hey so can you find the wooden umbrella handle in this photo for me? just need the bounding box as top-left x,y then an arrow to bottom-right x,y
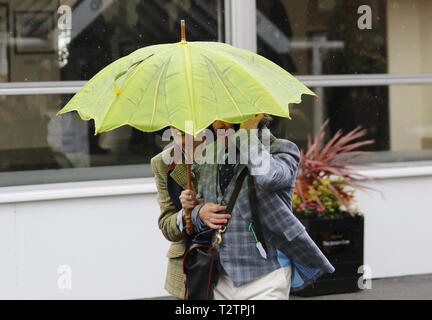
185,163 -> 193,235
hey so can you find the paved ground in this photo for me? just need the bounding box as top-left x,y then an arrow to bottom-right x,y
291,273 -> 432,300
149,273 -> 432,300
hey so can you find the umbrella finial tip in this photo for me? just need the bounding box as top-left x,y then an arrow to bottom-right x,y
180,20 -> 186,43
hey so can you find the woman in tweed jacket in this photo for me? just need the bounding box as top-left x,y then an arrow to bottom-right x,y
151,126 -> 206,299
151,148 -> 190,299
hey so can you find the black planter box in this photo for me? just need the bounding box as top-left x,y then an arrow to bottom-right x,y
291,214 -> 364,297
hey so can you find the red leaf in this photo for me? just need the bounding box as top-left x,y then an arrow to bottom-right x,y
294,118 -> 380,216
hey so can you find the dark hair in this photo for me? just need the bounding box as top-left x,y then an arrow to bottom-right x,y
205,124 -> 217,139
258,114 -> 273,129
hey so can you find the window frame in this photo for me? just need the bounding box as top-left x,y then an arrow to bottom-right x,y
1,0 -> 432,190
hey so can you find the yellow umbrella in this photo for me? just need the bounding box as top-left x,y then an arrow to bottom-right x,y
57,20 -> 316,234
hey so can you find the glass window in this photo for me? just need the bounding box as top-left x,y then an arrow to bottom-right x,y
0,93 -> 164,163
256,0 -> 388,75
269,84 -> 432,163
1,0 -> 224,82
2,0 -> 432,187
61,0 -> 224,81
259,0 -> 432,163
0,0 -> 225,186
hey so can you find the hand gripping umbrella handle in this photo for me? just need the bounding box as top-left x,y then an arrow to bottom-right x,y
185,164 -> 193,235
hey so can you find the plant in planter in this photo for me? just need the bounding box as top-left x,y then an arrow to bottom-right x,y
291,118 -> 379,296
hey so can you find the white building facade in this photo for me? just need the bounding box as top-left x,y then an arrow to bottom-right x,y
0,0 -> 431,299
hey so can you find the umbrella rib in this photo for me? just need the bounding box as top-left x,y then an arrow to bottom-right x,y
91,80 -> 118,134
196,45 -> 288,116
63,79 -> 106,115
85,55 -> 132,88
213,62 -> 264,114
201,58 -> 220,119
199,43 -> 316,108
202,56 -> 260,117
150,55 -> 173,127
182,44 -> 196,134
95,53 -> 157,133
126,65 -> 163,125
221,48 -> 316,98
163,56 -> 175,124
201,55 -> 243,118
58,58 -> 130,116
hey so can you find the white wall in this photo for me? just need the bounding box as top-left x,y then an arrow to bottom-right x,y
1,169 -> 432,299
357,173 -> 432,279
387,0 -> 432,151
0,189 -> 169,299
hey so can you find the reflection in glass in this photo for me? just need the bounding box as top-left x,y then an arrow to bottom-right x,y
256,0 -> 388,75
258,0 -> 392,161
61,0 -> 223,81
0,94 -> 69,172
0,0 -> 225,186
0,0 -> 224,83
58,0 -> 224,168
271,86 -> 388,154
270,85 -> 432,163
0,93 -> 167,174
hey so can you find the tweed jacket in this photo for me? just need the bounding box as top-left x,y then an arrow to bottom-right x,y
151,146 -> 199,299
191,131 -> 335,290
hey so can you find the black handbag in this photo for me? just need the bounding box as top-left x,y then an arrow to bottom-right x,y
182,168 -> 248,300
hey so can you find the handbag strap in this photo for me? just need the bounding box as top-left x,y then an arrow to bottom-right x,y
213,167 -> 248,246
224,167 -> 248,216
247,174 -> 267,253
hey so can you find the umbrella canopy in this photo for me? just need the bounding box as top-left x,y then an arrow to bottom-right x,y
56,21 -> 317,235
57,24 -> 316,136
